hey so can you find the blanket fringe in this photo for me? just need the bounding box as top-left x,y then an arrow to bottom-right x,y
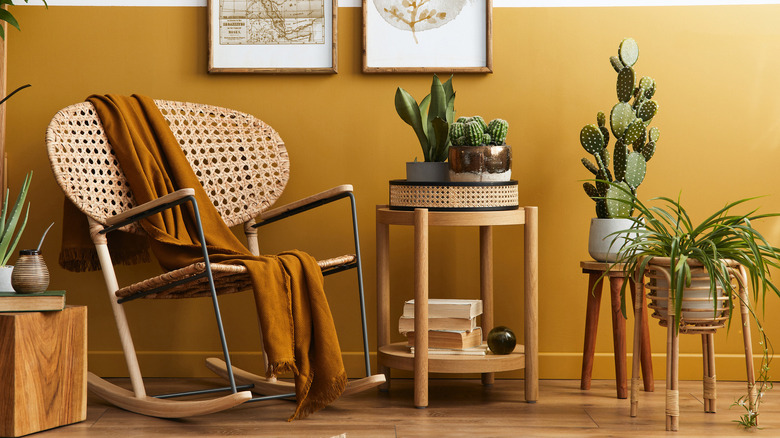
58,246 -> 150,272
288,369 -> 348,421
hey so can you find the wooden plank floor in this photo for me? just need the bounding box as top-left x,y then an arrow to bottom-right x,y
32,378 -> 778,437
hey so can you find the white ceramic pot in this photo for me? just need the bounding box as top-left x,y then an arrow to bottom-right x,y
649,270 -> 726,321
0,265 -> 14,292
587,218 -> 636,262
406,161 -> 449,182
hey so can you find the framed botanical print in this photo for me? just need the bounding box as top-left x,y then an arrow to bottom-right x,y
363,0 -> 493,73
208,0 -> 338,73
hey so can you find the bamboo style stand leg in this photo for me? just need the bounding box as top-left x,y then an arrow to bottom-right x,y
376,212 -> 391,392
480,226 -> 494,386
666,303 -> 680,431
702,333 -> 717,413
413,209 -> 429,409
737,270 -> 757,414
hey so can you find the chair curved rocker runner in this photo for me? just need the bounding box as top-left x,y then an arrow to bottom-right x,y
46,99 -> 384,418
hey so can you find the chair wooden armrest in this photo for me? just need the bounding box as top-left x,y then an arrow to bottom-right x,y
105,188 -> 196,228
255,184 -> 353,227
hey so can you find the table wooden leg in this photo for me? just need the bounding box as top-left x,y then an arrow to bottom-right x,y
524,206 -> 539,403
376,216 -> 390,391
630,273 -> 643,417
580,271 -> 603,390
413,209 -> 429,409
609,276 -> 628,399
631,279 -> 655,392
480,225 -> 494,386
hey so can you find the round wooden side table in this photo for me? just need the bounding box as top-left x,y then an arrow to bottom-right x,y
376,206 -> 538,408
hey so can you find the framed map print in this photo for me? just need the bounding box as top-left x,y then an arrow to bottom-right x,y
363,0 -> 492,73
208,0 -> 337,73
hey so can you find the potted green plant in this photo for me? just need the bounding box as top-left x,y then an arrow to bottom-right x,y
0,171 -> 31,291
610,187 -> 779,428
448,116 -> 511,182
579,38 -> 660,261
394,74 -> 456,182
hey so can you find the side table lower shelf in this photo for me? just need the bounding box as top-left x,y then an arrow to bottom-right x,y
379,343 -> 526,374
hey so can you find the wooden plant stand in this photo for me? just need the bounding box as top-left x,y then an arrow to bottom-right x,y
579,261 -> 654,398
376,206 -> 538,408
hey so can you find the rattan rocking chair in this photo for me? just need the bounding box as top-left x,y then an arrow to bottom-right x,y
45,99 -> 384,418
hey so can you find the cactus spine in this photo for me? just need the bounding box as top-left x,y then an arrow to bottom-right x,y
579,38 -> 660,218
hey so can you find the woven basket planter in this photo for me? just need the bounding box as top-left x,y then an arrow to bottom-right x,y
645,258 -> 731,334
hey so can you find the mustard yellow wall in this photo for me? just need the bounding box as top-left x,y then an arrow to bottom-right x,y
7,5 -> 780,381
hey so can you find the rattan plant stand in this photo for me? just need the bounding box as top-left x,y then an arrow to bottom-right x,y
629,258 -> 757,431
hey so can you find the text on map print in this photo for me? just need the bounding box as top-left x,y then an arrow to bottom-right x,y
220,0 -> 325,45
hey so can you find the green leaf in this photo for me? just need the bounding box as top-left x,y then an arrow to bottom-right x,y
430,117 -> 450,162
0,171 -> 31,263
394,87 -> 429,160
0,204 -> 27,265
0,9 -> 20,31
418,94 -> 431,138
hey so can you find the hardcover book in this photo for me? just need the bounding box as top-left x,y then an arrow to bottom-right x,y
406,327 -> 482,350
410,345 -> 488,356
398,315 -> 477,334
402,299 -> 483,319
0,291 -> 65,312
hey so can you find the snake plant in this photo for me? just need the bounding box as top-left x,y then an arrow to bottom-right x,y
394,74 -> 456,162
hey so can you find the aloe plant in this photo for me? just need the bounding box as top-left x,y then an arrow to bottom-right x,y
580,38 -> 660,218
394,74 -> 456,162
0,171 -> 31,265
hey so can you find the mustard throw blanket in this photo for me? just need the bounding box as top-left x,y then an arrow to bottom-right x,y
60,94 -> 346,420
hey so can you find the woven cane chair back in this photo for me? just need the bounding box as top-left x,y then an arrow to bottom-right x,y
46,99 -> 290,230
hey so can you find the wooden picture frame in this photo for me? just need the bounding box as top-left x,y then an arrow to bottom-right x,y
363,0 -> 492,73
208,0 -> 338,74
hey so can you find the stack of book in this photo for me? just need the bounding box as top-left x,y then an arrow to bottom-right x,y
400,298 -> 487,356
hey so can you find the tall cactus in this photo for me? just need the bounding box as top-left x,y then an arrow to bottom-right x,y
580,38 -> 660,218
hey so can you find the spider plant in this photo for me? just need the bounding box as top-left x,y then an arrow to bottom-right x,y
605,182 -> 780,428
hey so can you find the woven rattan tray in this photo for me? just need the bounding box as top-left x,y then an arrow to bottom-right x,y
389,180 -> 519,211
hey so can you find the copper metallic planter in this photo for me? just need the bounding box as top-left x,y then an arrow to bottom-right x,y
448,145 -> 512,182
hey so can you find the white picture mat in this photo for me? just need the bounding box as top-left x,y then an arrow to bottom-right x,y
365,0 -> 487,69
209,0 -> 333,70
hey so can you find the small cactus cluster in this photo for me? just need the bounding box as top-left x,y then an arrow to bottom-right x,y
450,116 -> 509,146
580,38 -> 660,218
